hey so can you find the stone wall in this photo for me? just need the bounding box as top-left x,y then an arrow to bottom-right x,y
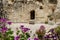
2,0 -> 60,24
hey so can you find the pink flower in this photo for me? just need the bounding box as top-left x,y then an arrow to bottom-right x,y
49,29 -> 54,33
7,22 -> 12,25
0,18 -> 7,22
34,37 -> 39,40
27,37 -> 33,40
1,27 -> 8,33
20,25 -> 24,29
27,37 -> 31,40
44,35 -> 50,38
14,36 -> 20,40
20,25 -> 30,33
21,28 -> 30,33
40,25 -> 45,30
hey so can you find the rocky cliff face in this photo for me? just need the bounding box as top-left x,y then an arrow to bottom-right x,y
1,0 -> 60,24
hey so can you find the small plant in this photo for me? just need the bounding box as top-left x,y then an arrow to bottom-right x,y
15,25 -> 30,40
45,21 -> 48,24
55,26 -> 60,35
36,25 -> 46,40
54,26 -> 60,40
0,18 -> 31,40
0,18 -> 14,40
0,27 -> 14,40
44,28 -> 58,40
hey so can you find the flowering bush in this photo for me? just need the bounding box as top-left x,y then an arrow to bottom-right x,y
1,18 -> 60,40
44,28 -> 58,40
55,26 -> 60,35
36,25 -> 46,40
0,18 -> 14,40
16,25 -> 30,40
44,26 -> 60,40
0,18 -> 39,40
55,26 -> 60,40
0,18 -> 30,40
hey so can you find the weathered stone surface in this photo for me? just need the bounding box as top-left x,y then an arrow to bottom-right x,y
2,0 -> 60,24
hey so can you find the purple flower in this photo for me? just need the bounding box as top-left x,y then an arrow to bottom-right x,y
44,35 -> 49,38
7,22 -> 12,25
49,34 -> 53,38
20,25 -> 24,29
34,37 -> 39,40
52,34 -> 57,38
1,27 -> 8,33
28,38 -> 30,40
40,25 -> 45,30
53,39 -> 57,40
14,36 -> 20,40
49,29 -> 54,33
0,18 -> 7,22
53,37 -> 57,40
20,25 -> 30,33
52,34 -> 58,40
22,28 -> 30,33
27,37 -> 31,40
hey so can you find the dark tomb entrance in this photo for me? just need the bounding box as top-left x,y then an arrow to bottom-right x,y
29,10 -> 35,24
30,10 -> 35,20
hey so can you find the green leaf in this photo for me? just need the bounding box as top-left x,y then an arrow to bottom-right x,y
25,33 -> 30,38
6,30 -> 13,35
20,38 -> 25,40
9,36 -> 14,40
55,26 -> 60,35
4,37 -> 10,40
20,34 -> 25,38
16,30 -> 20,35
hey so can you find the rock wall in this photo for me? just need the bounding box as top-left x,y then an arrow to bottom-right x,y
2,0 -> 60,24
